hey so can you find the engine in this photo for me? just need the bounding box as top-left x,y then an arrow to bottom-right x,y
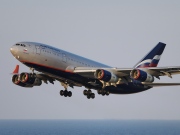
19,73 -> 42,86
12,74 -> 33,87
130,69 -> 154,82
12,73 -> 42,87
94,69 -> 118,83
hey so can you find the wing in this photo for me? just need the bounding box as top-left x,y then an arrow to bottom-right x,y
36,73 -> 56,84
141,82 -> 180,87
142,67 -> 180,78
73,66 -> 180,78
36,73 -> 82,88
73,67 -> 132,78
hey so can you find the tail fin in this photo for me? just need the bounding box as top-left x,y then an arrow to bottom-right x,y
12,65 -> 19,74
134,42 -> 166,68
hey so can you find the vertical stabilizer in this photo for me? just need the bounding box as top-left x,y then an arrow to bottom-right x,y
134,42 -> 166,68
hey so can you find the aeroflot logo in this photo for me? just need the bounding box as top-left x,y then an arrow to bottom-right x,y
23,48 -> 28,54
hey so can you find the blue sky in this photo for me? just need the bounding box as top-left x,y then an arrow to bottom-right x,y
1,0 -> 180,120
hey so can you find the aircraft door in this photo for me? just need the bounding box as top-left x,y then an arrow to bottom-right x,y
62,53 -> 67,63
35,45 -> 41,55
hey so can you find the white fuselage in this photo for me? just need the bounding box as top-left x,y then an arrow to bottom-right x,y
11,42 -> 109,72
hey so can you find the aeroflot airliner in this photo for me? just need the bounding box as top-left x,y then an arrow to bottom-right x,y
10,42 -> 180,99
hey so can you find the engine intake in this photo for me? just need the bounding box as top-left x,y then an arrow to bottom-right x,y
12,74 -> 33,87
20,73 -> 35,84
94,69 -> 118,83
130,69 -> 154,82
19,73 -> 42,86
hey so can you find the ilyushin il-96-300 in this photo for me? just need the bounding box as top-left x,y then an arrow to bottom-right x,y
10,42 -> 180,99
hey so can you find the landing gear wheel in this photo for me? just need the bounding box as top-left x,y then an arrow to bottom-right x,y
83,90 -> 87,95
91,93 -> 95,99
68,91 -> 72,97
98,90 -> 110,96
60,90 -> 64,96
87,90 -> 92,95
106,91 -> 110,96
87,95 -> 91,99
98,90 -> 102,94
64,90 -> 68,97
102,91 -> 105,96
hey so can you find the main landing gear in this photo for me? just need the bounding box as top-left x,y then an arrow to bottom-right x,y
83,90 -> 95,99
60,90 -> 72,97
59,82 -> 72,98
97,90 -> 110,96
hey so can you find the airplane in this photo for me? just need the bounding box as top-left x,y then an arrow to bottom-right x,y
10,42 -> 180,99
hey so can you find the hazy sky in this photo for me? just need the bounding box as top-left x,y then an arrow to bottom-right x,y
1,0 -> 180,120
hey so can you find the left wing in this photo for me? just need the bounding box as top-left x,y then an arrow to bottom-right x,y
141,82 -> 180,87
73,67 -> 133,78
73,66 -> 180,78
141,67 -> 180,77
73,66 -> 180,88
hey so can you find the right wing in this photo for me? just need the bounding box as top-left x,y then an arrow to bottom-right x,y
36,73 -> 82,88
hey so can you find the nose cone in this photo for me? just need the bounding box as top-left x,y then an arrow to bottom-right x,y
10,45 -> 18,56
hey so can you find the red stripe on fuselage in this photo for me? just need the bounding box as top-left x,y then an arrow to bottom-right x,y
20,60 -> 74,73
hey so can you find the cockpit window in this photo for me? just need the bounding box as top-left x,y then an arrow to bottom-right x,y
21,44 -> 26,47
16,44 -> 26,47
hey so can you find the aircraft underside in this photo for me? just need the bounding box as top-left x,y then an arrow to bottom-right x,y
23,62 -> 151,95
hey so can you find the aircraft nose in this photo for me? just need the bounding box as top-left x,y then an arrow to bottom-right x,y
10,45 -> 18,56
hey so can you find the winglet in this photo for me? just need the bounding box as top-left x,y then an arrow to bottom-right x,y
13,65 -> 19,74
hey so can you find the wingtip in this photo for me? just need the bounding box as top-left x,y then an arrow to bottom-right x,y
13,65 -> 19,74
158,42 -> 166,46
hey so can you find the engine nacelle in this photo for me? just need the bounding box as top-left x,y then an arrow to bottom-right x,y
130,69 -> 154,82
12,74 -> 33,87
94,69 -> 118,83
19,73 -> 42,86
